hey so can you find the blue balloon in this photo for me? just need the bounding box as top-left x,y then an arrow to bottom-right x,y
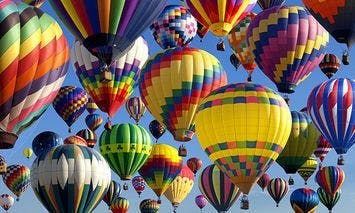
32,131 -> 63,157
290,188 -> 319,213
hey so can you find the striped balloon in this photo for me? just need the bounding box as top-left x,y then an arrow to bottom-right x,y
0,194 -> 14,211
319,54 -> 340,78
86,97 -> 98,114
316,166 -> 345,196
297,156 -> 318,185
257,173 -> 271,191
52,86 -> 88,130
195,195 -> 208,210
314,136 -> 332,163
139,47 -> 228,142
140,199 -> 160,213
99,123 -> 152,181
103,181 -> 121,208
148,120 -> 166,142
49,0 -> 166,66
317,187 -> 341,212
21,0 -> 45,7
138,144 -> 183,201
198,164 -> 241,212
187,157 -> 203,175
72,37 -> 149,118
0,1 -> 69,149
257,0 -> 285,10
111,197 -> 129,213
85,114 -> 103,132
31,144 -> 111,213
267,178 -> 289,207
76,129 -> 97,148
125,97 -> 146,124
150,5 -> 197,49
185,0 -> 257,37
63,135 -> 87,147
247,6 -> 329,94
2,165 -> 30,200
290,188 -> 319,213
307,78 -> 355,159
132,176 -> 145,196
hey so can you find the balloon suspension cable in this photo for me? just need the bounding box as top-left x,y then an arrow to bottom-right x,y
247,73 -> 252,82
276,203 -> 279,207
105,116 -> 112,130
283,94 -> 290,106
240,194 -> 249,210
319,162 -> 322,169
157,197 -> 161,204
68,127 -> 71,133
305,181 -> 307,185
337,155 -> 345,166
342,50 -> 350,65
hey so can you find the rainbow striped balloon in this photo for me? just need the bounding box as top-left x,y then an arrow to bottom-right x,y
0,1 -> 69,149
111,197 -> 129,213
290,188 -> 319,213
247,6 -> 329,94
2,164 -> 30,199
267,178 -> 289,207
316,166 -> 345,196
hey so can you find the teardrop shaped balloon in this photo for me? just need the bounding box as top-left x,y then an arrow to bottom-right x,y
110,197 -> 129,213
140,199 -> 160,213
247,6 -> 329,94
317,187 -> 341,212
85,114 -> 103,132
257,0 -> 285,10
314,136 -> 332,164
257,173 -> 271,191
230,54 -> 241,70
132,176 -> 146,197
195,195 -> 208,210
22,148 -> 33,159
2,165 -> 30,200
316,166 -> 345,196
103,181 -> 121,208
149,120 -> 166,142
267,178 -> 289,207
195,83 -> 292,194
139,47 -> 228,142
86,97 -> 98,114
297,156 -> 318,185
32,131 -> 63,157
0,194 -> 14,211
76,129 -> 97,148
290,188 -> 319,213
125,97 -> 146,124
319,54 -> 340,78
187,157 -> 203,175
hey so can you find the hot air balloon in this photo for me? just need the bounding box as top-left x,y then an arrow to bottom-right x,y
149,120 -> 166,142
125,97 -> 146,124
85,114 -> 103,131
307,78 -> 355,165
32,131 -> 63,157
257,0 -> 285,10
140,199 -> 160,213
0,1 -> 69,149
49,0 -> 166,68
316,166 -> 345,196
0,194 -> 14,211
21,0 -> 45,7
164,165 -> 194,211
276,111 -> 320,185
2,165 -> 30,200
63,135 -> 87,146
31,144 -> 111,212
139,47 -> 228,143
196,21 -> 208,41
72,37 -> 149,118
267,178 -> 289,207
185,0 -> 257,38
150,5 -> 197,49
103,181 -> 121,209
195,195 -> 208,210
0,155 -> 6,174
290,188 -> 319,213
228,12 -> 257,81
86,97 -> 98,114
138,144 -> 183,203
230,54 -> 241,70
247,6 -> 329,94
111,197 -> 129,213
22,148 -> 33,159
199,164 -> 241,212
302,0 -> 355,63
52,86 -> 88,132
319,54 -> 341,78
317,187 -> 341,213
314,136 -> 332,167
195,83 -> 292,205
76,129 -> 97,148
187,157 -> 203,176
297,156 -> 318,185
132,176 -> 145,197
99,123 -> 152,188
257,173 -> 271,192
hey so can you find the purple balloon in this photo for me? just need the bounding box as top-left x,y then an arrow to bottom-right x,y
195,194 -> 208,209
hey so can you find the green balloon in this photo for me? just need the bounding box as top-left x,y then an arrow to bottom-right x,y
99,123 -> 152,180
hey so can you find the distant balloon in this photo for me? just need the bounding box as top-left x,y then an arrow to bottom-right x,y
257,0 -> 285,10
22,148 -> 33,159
297,157 -> 318,185
103,181 -> 121,209
32,131 -> 63,157
314,136 -> 332,165
76,129 -> 97,148
63,135 -> 87,147
319,54 -> 341,78
187,157 -> 203,175
140,199 -> 160,213
2,165 -> 30,200
316,166 -> 345,196
149,120 -> 166,142
196,21 -> 208,41
195,195 -> 208,210
125,97 -> 146,124
132,176 -> 146,197
257,173 -> 271,191
317,187 -> 341,212
267,178 -> 289,207
86,97 -> 99,114
0,155 -> 6,175
0,194 -> 14,211
85,114 -> 103,132
111,197 -> 129,213
290,188 -> 319,213
230,54 -> 241,70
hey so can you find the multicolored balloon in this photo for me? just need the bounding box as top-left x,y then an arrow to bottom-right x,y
0,194 -> 14,211
49,0 -> 166,66
316,166 -> 345,196
317,187 -> 341,212
110,197 -> 129,213
307,78 -> 355,164
150,5 -> 197,49
247,6 -> 329,94
32,131 -> 63,157
314,136 -> 332,165
85,114 -> 103,131
297,156 -> 318,185
52,86 -> 88,131
63,135 -> 87,146
99,123 -> 152,181
187,157 -> 203,176
76,129 -> 97,148
198,164 -> 241,212
21,0 -> 45,7
22,148 -> 33,159
257,0 -> 285,10
140,199 -> 160,213
138,144 -> 183,202
257,173 -> 271,191
86,97 -> 98,114
0,1 -> 69,149
149,120 -> 166,142
125,97 -> 146,124
319,54 -> 341,78
139,47 -> 228,142
72,37 -> 149,118
0,155 -> 6,174
195,195 -> 208,210
267,178 -> 289,207
31,144 -> 111,212
290,188 -> 319,213
103,181 -> 121,209
195,83 -> 291,195
132,176 -> 145,197
185,0 -> 257,37
2,165 -> 31,200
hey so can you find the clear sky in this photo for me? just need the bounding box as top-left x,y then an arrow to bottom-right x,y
1,0 -> 354,212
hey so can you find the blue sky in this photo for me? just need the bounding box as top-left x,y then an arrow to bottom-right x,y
1,0 -> 354,212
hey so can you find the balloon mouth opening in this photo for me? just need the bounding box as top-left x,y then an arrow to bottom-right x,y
209,22 -> 233,37
276,83 -> 296,94
173,129 -> 194,142
0,132 -> 18,149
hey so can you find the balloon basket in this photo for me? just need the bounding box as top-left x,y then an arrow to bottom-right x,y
337,155 -> 345,165
342,52 -> 350,65
288,177 -> 294,186
216,40 -> 225,51
178,145 -> 187,157
240,195 -> 249,210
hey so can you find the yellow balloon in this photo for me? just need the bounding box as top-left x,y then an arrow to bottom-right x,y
195,83 -> 292,194
297,156 -> 318,185
23,148 -> 33,159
